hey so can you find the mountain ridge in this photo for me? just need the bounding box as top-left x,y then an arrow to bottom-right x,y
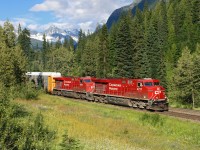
30,25 -> 79,42
25,25 -> 79,49
106,0 -> 159,29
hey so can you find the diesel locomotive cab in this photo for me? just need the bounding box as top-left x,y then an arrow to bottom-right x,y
80,77 -> 95,93
141,79 -> 168,111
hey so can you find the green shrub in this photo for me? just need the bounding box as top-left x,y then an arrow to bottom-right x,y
10,82 -> 41,100
139,113 -> 166,127
60,130 -> 83,150
11,103 -> 30,118
23,113 -> 56,150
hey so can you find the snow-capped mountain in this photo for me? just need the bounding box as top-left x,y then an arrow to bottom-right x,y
30,25 -> 79,43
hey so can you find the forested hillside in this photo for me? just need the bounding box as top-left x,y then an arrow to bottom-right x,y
74,0 -> 200,107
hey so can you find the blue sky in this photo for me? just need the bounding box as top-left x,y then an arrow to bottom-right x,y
0,0 -> 134,32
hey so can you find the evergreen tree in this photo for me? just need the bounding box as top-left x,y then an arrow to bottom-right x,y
55,37 -> 62,49
156,0 -> 168,86
96,24 -> 109,78
75,29 -> 86,64
17,23 -> 22,35
173,46 -> 193,105
60,131 -> 82,150
69,37 -> 74,51
12,45 -> 27,84
131,8 -> 148,78
108,22 -> 118,77
18,28 -> 31,62
0,40 -> 14,86
3,20 -> 16,48
180,0 -> 195,51
146,16 -> 160,79
167,3 -> 176,48
63,38 -> 69,48
114,14 -> 133,78
81,39 -> 97,76
46,47 -> 74,76
192,0 -> 200,24
192,44 -> 200,107
0,25 -> 27,86
42,34 -> 47,70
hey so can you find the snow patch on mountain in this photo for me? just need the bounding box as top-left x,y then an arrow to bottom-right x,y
30,25 -> 79,43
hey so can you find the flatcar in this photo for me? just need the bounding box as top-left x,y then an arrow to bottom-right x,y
47,76 -> 168,111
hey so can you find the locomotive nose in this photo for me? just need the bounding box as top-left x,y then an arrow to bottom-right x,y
153,86 -> 165,100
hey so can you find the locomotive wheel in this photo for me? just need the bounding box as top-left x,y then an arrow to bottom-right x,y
127,100 -> 132,107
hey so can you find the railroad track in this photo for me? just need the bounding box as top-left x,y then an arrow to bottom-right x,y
159,107 -> 200,122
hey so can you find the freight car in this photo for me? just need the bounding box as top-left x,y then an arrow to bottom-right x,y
48,76 -> 168,111
26,72 -> 61,90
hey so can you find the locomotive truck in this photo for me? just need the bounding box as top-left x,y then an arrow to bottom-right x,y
47,76 -> 168,111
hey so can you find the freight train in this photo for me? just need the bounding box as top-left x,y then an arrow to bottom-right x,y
47,76 -> 168,111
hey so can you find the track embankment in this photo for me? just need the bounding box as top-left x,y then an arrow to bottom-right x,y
57,96 -> 200,123
159,107 -> 200,122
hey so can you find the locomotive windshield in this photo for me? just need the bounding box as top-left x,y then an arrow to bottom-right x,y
144,82 -> 160,86
84,79 -> 91,83
144,82 -> 153,86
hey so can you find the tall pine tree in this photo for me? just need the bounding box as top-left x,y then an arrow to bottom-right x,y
114,14 -> 133,78
97,24 -> 109,78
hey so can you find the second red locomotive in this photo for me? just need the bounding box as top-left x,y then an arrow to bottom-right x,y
48,76 -> 168,111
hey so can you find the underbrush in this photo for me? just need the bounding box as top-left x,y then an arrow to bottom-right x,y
139,113 -> 166,127
0,82 -> 56,149
1,82 -> 83,150
170,101 -> 198,109
10,82 -> 41,100
169,97 -> 200,109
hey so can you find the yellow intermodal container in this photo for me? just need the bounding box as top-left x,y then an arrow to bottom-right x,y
48,76 -> 56,94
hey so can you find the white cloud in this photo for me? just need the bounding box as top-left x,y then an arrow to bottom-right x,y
30,0 -> 134,32
27,24 -> 39,31
0,18 -> 29,30
0,20 -> 4,26
0,19 -> 76,33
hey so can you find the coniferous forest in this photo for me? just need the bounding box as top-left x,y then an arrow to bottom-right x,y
73,0 -> 200,107
0,0 -> 200,148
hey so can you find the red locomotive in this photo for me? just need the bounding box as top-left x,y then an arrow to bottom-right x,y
48,76 -> 168,111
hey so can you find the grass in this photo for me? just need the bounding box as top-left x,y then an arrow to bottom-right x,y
15,94 -> 200,150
